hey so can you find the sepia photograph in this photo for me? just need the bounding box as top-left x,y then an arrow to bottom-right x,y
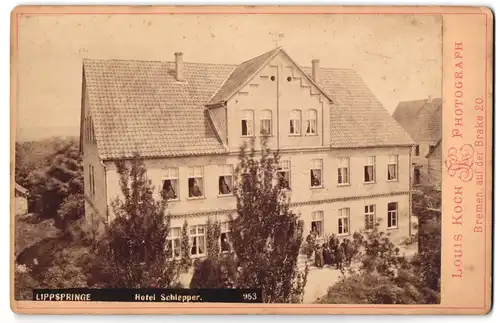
13,7 -> 490,313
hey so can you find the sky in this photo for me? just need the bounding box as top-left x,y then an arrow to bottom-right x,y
15,13 -> 442,141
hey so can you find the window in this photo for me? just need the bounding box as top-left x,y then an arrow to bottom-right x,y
167,227 -> 181,259
88,165 -> 95,197
310,159 -> 323,187
415,145 -> 420,156
337,157 -> 350,185
414,168 -> 421,184
387,202 -> 398,228
387,155 -> 398,181
162,168 -> 179,200
364,156 -> 376,183
188,166 -> 204,198
289,110 -> 301,135
311,211 -> 324,237
189,225 -> 206,256
219,165 -> 233,196
278,160 -> 291,190
260,109 -> 272,136
364,205 -> 376,230
338,208 -> 350,235
220,222 -> 231,253
306,110 -> 317,134
241,110 -> 254,136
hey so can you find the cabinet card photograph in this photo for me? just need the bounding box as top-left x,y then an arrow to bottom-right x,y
10,5 -> 492,315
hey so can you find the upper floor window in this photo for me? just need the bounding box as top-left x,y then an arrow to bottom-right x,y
260,109 -> 272,136
219,165 -> 233,196
337,157 -> 350,185
310,159 -> 323,188
387,202 -> 398,228
241,110 -> 254,136
188,166 -> 204,198
289,110 -> 301,135
162,167 -> 179,200
278,160 -> 291,190
364,156 -> 376,183
306,109 -> 317,135
85,116 -> 95,143
387,155 -> 399,181
415,145 -> 420,156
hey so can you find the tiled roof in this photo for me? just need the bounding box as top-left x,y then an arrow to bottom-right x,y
393,98 -> 442,142
83,50 -> 415,160
83,59 -> 234,159
302,67 -> 415,148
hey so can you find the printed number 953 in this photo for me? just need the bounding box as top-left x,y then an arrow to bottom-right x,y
242,293 -> 258,301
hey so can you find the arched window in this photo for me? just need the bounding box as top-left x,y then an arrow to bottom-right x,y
306,109 -> 317,135
260,109 -> 272,136
289,110 -> 301,135
241,110 -> 254,136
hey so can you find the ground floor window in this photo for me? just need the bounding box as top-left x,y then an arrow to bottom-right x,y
387,202 -> 398,228
220,221 -> 231,253
167,227 -> 181,259
364,205 -> 376,230
311,211 -> 324,238
189,225 -> 206,256
338,208 -> 350,235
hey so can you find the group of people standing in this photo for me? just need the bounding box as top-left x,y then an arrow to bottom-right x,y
305,230 -> 355,271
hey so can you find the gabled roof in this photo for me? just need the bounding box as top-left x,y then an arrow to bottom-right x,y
393,98 -> 442,142
302,67 -> 415,148
83,59 -> 234,159
207,47 -> 333,106
83,49 -> 415,160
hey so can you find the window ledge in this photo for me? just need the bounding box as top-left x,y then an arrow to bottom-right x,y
337,183 -> 350,187
241,135 -> 256,138
337,233 -> 350,237
305,133 -> 318,136
387,179 -> 399,182
218,194 -> 235,198
288,134 -> 302,137
310,185 -> 324,190
166,198 -> 180,202
187,196 -> 206,201
387,226 -> 399,230
363,181 -> 376,185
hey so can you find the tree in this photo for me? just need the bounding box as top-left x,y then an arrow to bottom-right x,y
89,154 -> 180,288
27,140 -> 84,228
317,223 -> 440,304
206,217 -> 221,260
179,218 -> 191,272
229,136 -> 307,303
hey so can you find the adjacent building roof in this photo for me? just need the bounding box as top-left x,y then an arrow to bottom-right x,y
393,97 -> 442,142
83,48 -> 415,160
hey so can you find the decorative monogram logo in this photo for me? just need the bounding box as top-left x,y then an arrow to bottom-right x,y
445,144 -> 474,182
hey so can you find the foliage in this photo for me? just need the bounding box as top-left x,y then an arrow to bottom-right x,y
229,136 -> 307,303
206,217 -> 221,260
89,154 -> 180,288
189,256 -> 238,289
179,219 -> 191,272
14,265 -> 37,300
25,139 -> 84,228
317,224 -> 440,304
317,185 -> 442,305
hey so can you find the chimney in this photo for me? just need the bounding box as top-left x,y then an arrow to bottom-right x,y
174,52 -> 184,82
311,59 -> 320,82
